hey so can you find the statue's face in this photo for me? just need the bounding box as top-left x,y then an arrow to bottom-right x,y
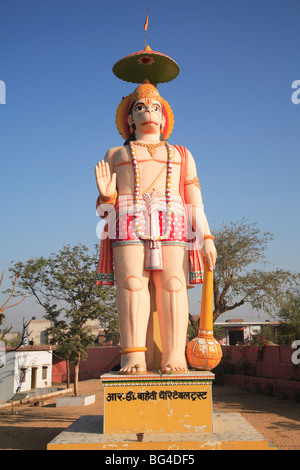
128,98 -> 166,138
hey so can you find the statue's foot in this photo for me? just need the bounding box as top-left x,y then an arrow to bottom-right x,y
161,352 -> 189,374
119,352 -> 147,375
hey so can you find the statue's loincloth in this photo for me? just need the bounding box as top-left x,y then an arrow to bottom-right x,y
110,195 -> 187,247
96,194 -> 204,286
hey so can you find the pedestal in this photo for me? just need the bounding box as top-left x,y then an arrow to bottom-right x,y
101,371 -> 214,434
47,370 -> 277,450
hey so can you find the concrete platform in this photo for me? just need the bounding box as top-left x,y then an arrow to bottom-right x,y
56,394 -> 95,408
47,412 -> 277,450
0,387 -> 73,410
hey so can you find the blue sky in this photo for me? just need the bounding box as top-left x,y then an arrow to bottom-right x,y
0,0 -> 299,329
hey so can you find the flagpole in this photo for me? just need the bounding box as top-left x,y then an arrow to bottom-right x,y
144,8 -> 149,49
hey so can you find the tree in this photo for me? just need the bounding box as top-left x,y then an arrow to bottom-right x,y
0,271 -> 29,348
276,289 -> 300,344
212,219 -> 300,321
9,244 -> 117,395
103,314 -> 121,345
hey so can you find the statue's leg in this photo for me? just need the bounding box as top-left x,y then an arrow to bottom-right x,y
152,245 -> 189,373
113,245 -> 151,374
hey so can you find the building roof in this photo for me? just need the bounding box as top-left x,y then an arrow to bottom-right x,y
6,345 -> 53,352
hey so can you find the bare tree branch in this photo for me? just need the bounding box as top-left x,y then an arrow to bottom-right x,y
0,272 -> 28,326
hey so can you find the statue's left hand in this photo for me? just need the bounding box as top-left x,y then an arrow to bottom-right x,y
202,239 -> 217,271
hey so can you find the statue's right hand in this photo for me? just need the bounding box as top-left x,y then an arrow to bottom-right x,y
95,161 -> 117,200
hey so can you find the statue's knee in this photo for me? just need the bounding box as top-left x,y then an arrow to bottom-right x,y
123,276 -> 144,292
164,276 -> 183,293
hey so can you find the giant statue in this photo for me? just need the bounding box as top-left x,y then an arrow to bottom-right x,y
95,45 -> 219,375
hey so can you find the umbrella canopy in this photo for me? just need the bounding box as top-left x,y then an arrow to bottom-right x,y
112,46 -> 179,84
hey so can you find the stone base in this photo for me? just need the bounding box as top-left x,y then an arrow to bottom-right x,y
56,394 -> 95,408
47,413 -> 276,450
101,371 -> 214,434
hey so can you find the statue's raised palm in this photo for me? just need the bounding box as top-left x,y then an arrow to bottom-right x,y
95,160 -> 116,200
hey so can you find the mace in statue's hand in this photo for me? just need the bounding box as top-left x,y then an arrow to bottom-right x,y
95,160 -> 117,201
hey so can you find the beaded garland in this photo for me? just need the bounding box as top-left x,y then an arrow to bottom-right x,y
129,140 -> 173,241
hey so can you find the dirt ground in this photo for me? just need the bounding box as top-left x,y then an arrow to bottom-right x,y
0,379 -> 299,451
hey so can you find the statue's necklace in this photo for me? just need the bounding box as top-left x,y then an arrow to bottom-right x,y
129,141 -> 173,241
133,140 -> 165,158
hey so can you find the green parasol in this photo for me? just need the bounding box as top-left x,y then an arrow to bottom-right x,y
112,45 -> 179,85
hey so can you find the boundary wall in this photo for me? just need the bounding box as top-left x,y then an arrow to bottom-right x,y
220,345 -> 300,400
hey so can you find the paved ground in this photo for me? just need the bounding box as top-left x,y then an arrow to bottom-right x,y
0,379 -> 299,450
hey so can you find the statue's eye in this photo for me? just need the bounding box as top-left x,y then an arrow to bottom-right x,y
135,105 -> 145,112
152,106 -> 160,112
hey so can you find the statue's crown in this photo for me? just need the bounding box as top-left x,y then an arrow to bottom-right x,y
129,79 -> 162,105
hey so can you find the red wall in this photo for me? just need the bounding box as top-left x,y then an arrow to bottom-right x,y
52,346 -> 121,383
222,345 -> 300,400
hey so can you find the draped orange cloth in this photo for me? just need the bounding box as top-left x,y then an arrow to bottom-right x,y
174,145 -> 204,285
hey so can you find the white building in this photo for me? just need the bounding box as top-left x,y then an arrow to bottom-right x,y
214,319 -> 278,345
27,319 -> 51,345
0,346 -> 53,403
26,318 -> 100,346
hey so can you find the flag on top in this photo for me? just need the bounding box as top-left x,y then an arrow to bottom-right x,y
144,8 -> 149,31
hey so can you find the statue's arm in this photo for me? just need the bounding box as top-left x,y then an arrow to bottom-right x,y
184,150 -> 217,270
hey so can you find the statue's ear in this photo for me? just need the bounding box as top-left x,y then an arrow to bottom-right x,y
127,114 -> 133,126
